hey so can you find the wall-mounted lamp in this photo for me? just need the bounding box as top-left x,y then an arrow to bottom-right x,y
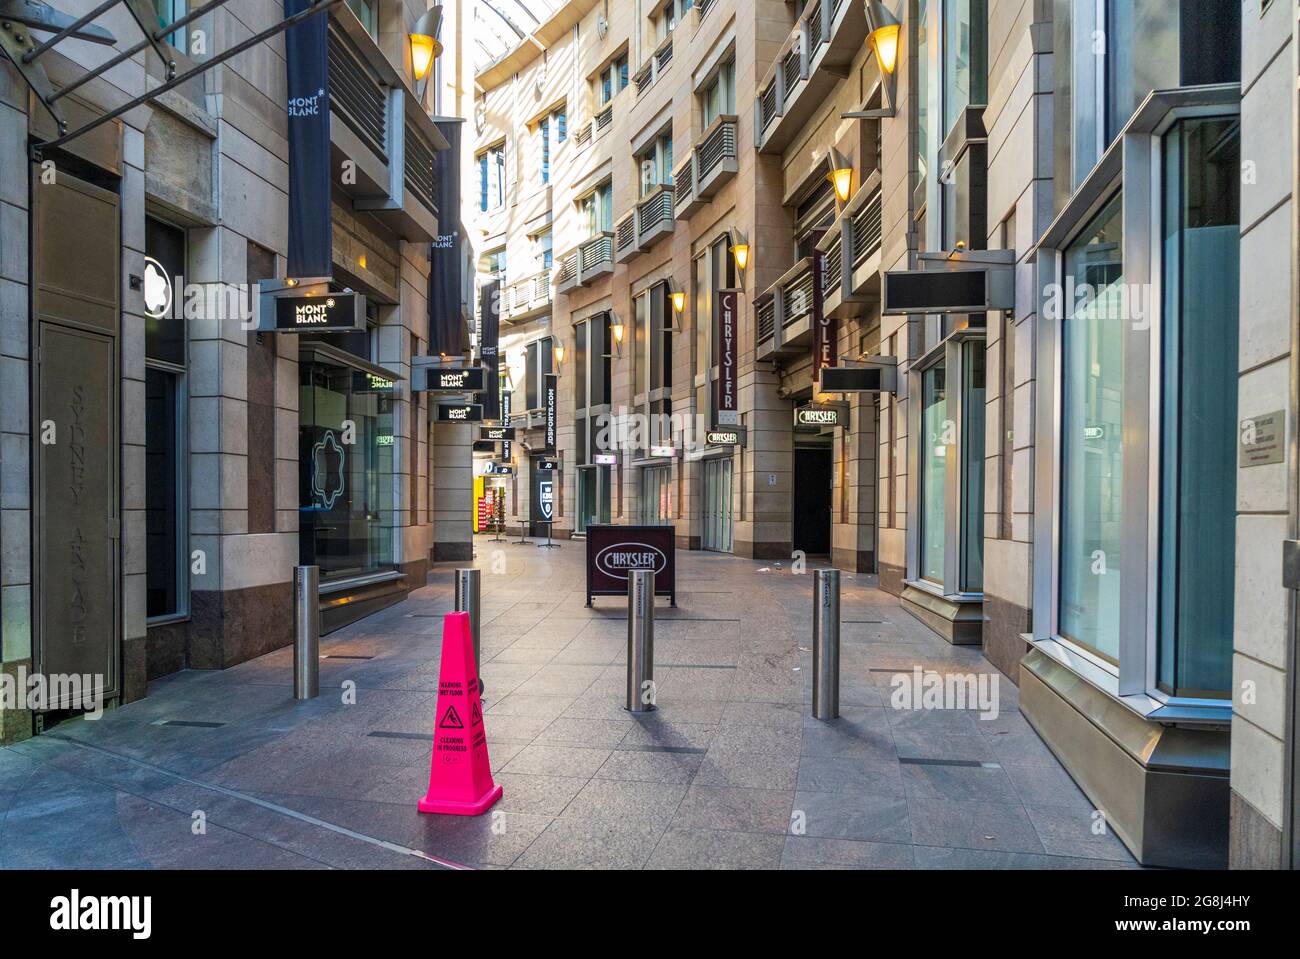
729,227 -> 750,277
827,148 -> 854,204
610,315 -> 625,357
841,2 -> 901,120
553,341 -> 566,365
410,7 -> 443,103
670,285 -> 687,316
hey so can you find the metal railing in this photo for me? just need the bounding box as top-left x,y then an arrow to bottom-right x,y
615,211 -> 638,256
673,156 -> 694,216
781,45 -> 804,94
757,295 -> 776,344
403,122 -> 438,215
636,185 -> 674,242
556,252 -> 579,287
594,104 -> 614,135
698,0 -> 719,23
574,121 -> 593,148
758,78 -> 778,134
781,258 -> 816,327
824,233 -> 844,295
697,116 -> 737,182
850,188 -> 884,268
579,232 -> 614,273
506,270 -> 552,316
328,24 -> 387,160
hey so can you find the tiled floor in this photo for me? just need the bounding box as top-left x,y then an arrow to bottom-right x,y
0,539 -> 1139,869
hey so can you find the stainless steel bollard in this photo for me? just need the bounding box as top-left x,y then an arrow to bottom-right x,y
812,568 -> 841,720
293,565 -> 320,700
455,568 -> 483,690
626,569 -> 656,713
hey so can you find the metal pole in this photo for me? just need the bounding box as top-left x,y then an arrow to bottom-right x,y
455,568 -> 483,692
293,565 -> 320,700
626,569 -> 656,713
812,568 -> 841,720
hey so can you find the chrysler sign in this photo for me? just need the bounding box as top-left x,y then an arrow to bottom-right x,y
716,290 -> 739,426
585,525 -> 676,606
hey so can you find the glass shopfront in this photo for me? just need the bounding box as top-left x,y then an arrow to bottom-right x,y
919,362 -> 948,583
639,466 -> 672,525
298,356 -> 395,582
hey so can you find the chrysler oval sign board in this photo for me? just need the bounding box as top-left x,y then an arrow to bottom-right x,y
585,525 -> 676,606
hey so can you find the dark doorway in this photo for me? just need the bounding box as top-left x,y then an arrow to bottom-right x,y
793,447 -> 832,556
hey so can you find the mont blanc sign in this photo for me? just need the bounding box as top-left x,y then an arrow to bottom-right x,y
585,525 -> 676,606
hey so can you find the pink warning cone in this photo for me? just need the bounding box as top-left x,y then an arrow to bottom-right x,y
417,611 -> 503,816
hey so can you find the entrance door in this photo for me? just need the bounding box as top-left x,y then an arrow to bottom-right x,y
702,456 -> 733,552
32,169 -> 122,707
576,464 -> 610,533
793,447 -> 832,556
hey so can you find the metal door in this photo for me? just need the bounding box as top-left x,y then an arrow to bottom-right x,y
32,169 -> 121,708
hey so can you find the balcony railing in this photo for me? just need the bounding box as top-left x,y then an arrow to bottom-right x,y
403,123 -> 438,216
673,156 -> 696,218
636,184 -> 674,247
756,255 -> 825,358
557,233 -> 616,291
849,186 -> 883,268
756,292 -> 776,348
824,230 -> 844,296
329,24 -> 387,160
780,257 -> 816,328
635,36 -> 674,96
556,251 -> 580,292
754,0 -> 864,153
594,104 -> 614,138
698,0 -> 719,24
504,270 -> 553,320
574,121 -> 593,149
615,210 -> 639,262
696,115 -> 738,194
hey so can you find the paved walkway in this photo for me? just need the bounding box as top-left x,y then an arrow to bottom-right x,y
0,539 -> 1138,869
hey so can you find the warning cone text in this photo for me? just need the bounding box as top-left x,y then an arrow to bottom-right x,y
417,611 -> 503,816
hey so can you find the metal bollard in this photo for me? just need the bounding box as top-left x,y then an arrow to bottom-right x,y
293,565 -> 320,700
454,568 -> 483,691
812,568 -> 841,720
625,569 -> 656,713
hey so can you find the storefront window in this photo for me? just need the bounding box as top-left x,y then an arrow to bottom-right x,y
1157,117 -> 1240,697
919,362 -> 948,583
961,341 -> 986,592
1059,194 -> 1124,661
299,359 -> 395,581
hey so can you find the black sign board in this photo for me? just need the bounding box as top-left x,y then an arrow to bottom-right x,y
585,525 -> 676,607
483,462 -> 514,476
883,269 -> 990,314
530,462 -> 557,529
436,403 -> 483,423
535,458 -> 558,471
706,429 -> 745,447
274,293 -> 363,332
352,371 -> 397,393
716,290 -> 739,425
417,365 -> 486,393
543,373 -> 558,453
479,426 -> 516,442
480,280 -> 501,420
794,405 -> 842,428
818,366 -> 886,393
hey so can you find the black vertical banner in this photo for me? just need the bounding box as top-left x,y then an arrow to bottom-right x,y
543,373 -> 558,453
500,376 -> 512,462
479,280 -> 501,421
285,0 -> 332,280
429,119 -> 463,353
